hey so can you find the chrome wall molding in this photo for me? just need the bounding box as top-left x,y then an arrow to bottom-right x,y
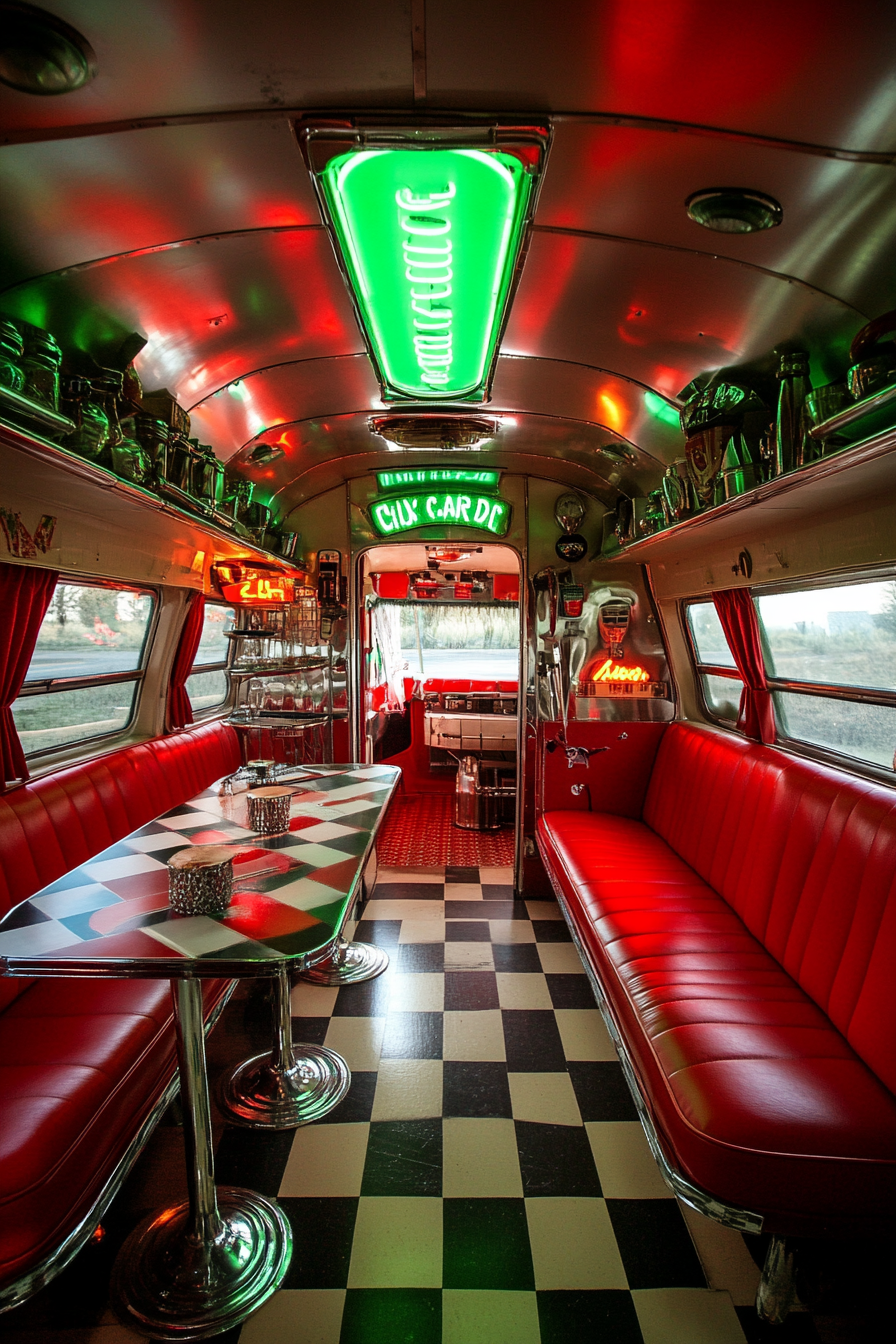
536,839 -> 764,1237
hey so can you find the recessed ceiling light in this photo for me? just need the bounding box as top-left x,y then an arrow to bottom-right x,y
369,415 -> 499,451
686,188 -> 782,234
0,3 -> 96,95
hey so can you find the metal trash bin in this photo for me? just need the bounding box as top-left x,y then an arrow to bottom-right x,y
455,755 -> 501,830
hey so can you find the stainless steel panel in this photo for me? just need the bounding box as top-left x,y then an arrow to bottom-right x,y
0,120 -> 319,288
536,121 -> 896,319
504,231 -> 862,397
189,355 -> 380,459
0,229 -> 363,409
425,0 -> 896,153
0,1 -> 414,134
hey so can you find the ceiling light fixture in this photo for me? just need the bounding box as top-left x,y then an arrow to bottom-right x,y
686,188 -> 783,234
369,415 -> 499,451
0,3 -> 96,94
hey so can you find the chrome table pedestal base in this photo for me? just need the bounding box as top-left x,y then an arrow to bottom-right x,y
299,935 -> 390,985
111,979 -> 291,1341
111,1187 -> 291,1342
218,966 -> 350,1128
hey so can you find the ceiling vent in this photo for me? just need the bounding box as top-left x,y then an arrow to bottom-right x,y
369,415 -> 500,451
686,188 -> 782,234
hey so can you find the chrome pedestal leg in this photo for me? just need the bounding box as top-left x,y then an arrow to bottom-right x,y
756,1235 -> 798,1324
111,979 -> 291,1341
298,933 -> 390,985
218,966 -> 350,1128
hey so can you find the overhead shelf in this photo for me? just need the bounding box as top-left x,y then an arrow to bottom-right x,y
604,425 -> 896,564
0,417 -> 294,576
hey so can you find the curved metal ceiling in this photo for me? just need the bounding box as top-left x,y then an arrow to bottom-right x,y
1,1 -> 894,516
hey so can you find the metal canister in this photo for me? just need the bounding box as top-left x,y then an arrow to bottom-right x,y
167,845 -> 234,915
455,756 -> 500,831
61,376 -> 109,460
134,414 -> 169,484
247,785 -> 294,835
0,319 -> 25,393
21,328 -> 62,411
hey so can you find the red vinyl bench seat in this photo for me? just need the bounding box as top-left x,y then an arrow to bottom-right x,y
537,721 -> 896,1240
0,720 -> 241,1308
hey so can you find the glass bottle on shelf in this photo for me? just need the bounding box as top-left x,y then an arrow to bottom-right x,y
21,328 -> 62,411
61,376 -> 109,460
774,348 -> 811,475
0,320 -> 25,393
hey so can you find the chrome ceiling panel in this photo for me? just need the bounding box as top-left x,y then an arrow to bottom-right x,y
425,0 -> 896,153
0,228 -> 364,408
188,354 -> 381,459
489,355 -> 683,464
503,231 -> 863,397
0,1 -> 414,134
537,121 -> 896,318
0,119 -> 317,288
230,411 -> 665,514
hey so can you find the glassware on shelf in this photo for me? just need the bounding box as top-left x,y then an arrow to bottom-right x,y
263,681 -> 286,714
0,320 -> 25,393
61,376 -> 109,461
21,327 -> 61,411
246,679 -> 265,717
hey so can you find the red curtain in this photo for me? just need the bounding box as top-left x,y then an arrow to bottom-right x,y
167,592 -> 205,732
0,562 -> 58,786
712,588 -> 776,744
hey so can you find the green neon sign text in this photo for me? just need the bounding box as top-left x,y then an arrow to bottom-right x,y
370,491 -> 510,537
321,148 -> 532,400
376,468 -> 500,492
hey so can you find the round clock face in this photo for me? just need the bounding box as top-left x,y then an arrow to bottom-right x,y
555,533 -> 588,562
554,492 -> 586,534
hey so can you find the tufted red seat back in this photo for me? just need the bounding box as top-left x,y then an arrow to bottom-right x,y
644,722 -> 896,1094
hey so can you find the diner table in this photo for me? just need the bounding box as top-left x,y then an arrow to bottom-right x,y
0,761 -> 400,1341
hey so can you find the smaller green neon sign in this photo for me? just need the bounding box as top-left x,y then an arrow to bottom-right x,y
376,467 -> 500,492
370,491 -> 510,537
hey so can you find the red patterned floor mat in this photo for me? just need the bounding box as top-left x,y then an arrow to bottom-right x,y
376,793 -> 515,867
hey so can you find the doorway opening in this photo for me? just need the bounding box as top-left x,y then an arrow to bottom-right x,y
360,543 -> 521,871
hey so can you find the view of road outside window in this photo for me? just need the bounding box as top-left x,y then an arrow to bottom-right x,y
187,604 -> 235,711
399,603 -> 519,679
12,582 -> 154,753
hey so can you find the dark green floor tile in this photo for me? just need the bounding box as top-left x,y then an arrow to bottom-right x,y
340,1287 -> 441,1343
515,1121 -> 602,1197
537,1289 -> 644,1343
214,1126 -> 295,1198
443,1197 -> 535,1290
278,1196 -> 358,1288
361,1120 -> 443,1196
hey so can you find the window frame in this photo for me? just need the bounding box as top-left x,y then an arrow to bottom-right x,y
682,599 -> 743,727
185,601 -> 235,718
683,566 -> 896,779
14,576 -> 159,760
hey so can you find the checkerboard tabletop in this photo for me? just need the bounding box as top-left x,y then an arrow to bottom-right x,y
209,863 -> 769,1344
0,765 -> 399,976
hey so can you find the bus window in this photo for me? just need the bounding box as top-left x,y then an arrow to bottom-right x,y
684,600 -> 742,724
186,603 -> 235,714
11,581 -> 155,756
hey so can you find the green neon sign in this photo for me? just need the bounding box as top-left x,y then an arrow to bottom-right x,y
370,491 -> 510,537
321,147 -> 533,401
376,467 -> 501,492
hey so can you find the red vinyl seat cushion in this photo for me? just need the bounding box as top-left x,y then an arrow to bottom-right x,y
537,723 -> 896,1238
0,721 -> 241,1294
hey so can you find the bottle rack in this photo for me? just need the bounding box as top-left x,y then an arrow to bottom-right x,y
226,596 -> 346,766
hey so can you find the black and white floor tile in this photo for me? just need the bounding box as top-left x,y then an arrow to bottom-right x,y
5,866 -> 876,1344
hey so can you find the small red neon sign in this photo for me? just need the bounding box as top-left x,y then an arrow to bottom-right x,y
590,658 -> 650,683
219,575 -> 295,604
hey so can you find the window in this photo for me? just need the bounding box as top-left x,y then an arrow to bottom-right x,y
685,577 -> 896,773
186,603 -> 235,713
12,581 -> 155,756
685,601 -> 742,724
756,579 -> 896,771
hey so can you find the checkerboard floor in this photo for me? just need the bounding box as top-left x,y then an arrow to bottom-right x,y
5,867 -> 874,1344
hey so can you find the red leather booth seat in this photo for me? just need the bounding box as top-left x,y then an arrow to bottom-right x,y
0,721 -> 241,1303
537,721 -> 896,1239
